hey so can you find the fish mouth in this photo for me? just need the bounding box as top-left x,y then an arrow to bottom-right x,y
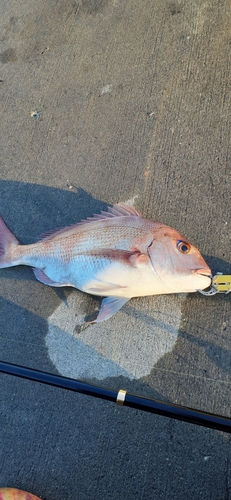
194,268 -> 212,280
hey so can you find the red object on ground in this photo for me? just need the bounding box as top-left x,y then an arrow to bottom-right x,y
0,488 -> 41,500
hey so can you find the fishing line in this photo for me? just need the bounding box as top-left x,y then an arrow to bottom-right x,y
150,366 -> 231,386
0,310 -> 225,348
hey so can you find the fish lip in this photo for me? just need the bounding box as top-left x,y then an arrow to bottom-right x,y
194,269 -> 212,279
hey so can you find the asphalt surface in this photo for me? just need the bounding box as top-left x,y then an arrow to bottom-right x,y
0,1 -> 231,499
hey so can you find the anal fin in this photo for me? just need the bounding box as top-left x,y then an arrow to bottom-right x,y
33,268 -> 71,287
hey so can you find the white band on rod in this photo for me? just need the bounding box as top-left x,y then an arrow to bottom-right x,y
116,389 -> 127,406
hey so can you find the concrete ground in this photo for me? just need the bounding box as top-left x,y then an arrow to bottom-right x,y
0,0 -> 230,498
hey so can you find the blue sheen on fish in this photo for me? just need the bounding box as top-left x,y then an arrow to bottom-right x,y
0,203 -> 212,322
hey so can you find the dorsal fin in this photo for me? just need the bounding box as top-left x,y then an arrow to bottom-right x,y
38,203 -> 141,241
84,203 -> 141,222
105,203 -> 141,217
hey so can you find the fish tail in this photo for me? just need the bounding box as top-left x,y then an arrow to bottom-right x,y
0,216 -> 21,268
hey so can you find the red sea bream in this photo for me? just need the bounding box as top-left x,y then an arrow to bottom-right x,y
0,203 -> 212,322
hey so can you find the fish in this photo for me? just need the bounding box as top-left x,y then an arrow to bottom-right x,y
0,488 -> 41,500
0,203 -> 212,322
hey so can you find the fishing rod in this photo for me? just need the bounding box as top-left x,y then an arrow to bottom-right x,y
1,360 -> 231,433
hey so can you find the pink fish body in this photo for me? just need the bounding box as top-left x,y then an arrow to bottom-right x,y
0,203 -> 211,321
0,488 -> 41,500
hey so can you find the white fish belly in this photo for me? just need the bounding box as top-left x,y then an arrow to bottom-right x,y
73,256 -> 177,297
73,256 -> 210,297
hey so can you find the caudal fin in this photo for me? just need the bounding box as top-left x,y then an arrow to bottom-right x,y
0,217 -> 20,268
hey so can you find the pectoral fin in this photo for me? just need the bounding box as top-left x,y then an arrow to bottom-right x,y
84,248 -> 150,267
91,296 -> 130,323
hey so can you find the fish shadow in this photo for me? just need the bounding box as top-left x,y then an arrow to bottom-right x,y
0,179 -> 110,243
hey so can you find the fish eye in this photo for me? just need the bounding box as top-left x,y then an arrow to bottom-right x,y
177,241 -> 190,254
